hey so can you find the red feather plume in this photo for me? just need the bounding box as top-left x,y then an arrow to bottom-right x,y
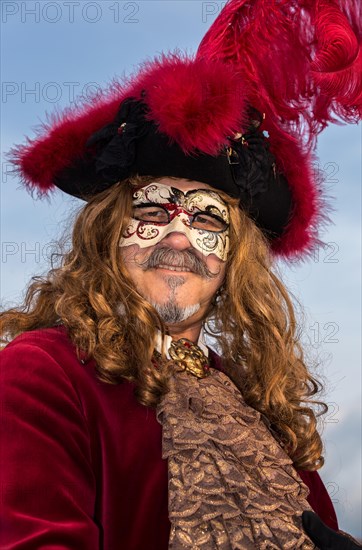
196,0 -> 361,260
197,0 -> 362,145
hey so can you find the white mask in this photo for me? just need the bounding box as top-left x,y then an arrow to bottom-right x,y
119,183 -> 230,261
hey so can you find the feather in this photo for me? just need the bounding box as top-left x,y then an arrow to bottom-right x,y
197,0 -> 362,146
133,53 -> 247,155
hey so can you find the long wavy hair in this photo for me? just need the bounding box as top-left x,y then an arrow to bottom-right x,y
1,174 -> 327,470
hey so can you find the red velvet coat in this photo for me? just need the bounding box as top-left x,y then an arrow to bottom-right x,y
0,325 -> 338,549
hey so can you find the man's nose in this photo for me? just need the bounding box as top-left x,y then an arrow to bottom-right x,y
160,230 -> 193,250
158,214 -> 194,250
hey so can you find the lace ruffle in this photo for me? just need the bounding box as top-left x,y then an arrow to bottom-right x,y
156,368 -> 318,549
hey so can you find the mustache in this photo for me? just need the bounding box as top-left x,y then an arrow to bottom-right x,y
139,247 -> 219,279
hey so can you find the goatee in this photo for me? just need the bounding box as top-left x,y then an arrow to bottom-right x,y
150,300 -> 201,324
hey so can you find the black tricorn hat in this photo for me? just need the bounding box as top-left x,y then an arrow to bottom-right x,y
10,0 -> 362,261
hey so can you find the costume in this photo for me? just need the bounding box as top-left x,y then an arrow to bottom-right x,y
0,325 -> 337,549
3,0 -> 362,547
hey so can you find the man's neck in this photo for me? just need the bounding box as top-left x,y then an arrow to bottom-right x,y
167,322 -> 202,343
155,324 -> 209,359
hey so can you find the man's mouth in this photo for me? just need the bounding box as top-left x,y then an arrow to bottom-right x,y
155,264 -> 192,272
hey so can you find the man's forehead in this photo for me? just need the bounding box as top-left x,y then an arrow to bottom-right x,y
132,182 -> 227,206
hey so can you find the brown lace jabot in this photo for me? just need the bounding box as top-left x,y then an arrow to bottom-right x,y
156,360 -> 317,549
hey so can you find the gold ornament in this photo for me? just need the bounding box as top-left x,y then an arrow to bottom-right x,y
168,338 -> 210,379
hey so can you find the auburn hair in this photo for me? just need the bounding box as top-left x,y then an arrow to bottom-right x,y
0,175 -> 327,470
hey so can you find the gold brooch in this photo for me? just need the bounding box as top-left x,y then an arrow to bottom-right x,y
169,338 -> 210,379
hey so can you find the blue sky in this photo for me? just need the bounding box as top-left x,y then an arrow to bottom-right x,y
1,0 -> 361,538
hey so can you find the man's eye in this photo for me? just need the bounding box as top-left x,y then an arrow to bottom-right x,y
133,206 -> 169,223
192,213 -> 228,232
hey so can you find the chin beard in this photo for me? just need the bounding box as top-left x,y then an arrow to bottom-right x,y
150,300 -> 201,324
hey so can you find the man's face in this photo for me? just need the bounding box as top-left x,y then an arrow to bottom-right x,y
119,177 -> 229,327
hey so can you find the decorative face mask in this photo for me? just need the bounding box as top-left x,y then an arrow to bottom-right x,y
119,183 -> 230,260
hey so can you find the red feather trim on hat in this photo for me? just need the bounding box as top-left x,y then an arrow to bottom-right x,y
133,54 -> 247,155
266,123 -> 331,259
10,94 -> 122,195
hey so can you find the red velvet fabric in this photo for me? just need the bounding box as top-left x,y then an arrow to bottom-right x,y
0,326 -> 338,548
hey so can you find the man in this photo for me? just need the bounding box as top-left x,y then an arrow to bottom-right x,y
1,172 -> 359,548
1,1 -> 361,547
0,172 -> 338,548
